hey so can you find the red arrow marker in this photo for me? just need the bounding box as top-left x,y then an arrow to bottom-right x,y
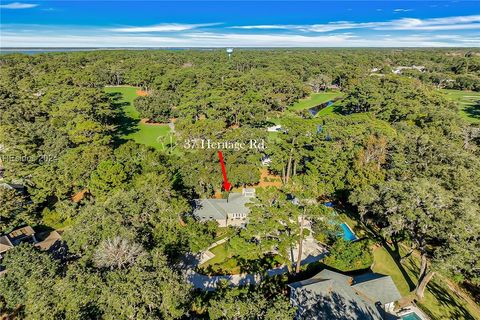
218,151 -> 231,192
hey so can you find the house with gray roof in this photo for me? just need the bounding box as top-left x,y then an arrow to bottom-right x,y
288,269 -> 402,320
0,226 -> 37,260
193,188 -> 255,227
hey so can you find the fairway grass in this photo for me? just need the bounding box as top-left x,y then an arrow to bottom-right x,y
289,91 -> 342,111
105,86 -> 172,150
440,89 -> 480,124
372,246 -> 480,320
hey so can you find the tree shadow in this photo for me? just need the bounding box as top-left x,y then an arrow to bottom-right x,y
423,280 -> 476,320
295,290 -> 388,320
389,240 -> 417,291
361,222 -> 416,292
106,92 -> 139,147
463,100 -> 480,120
235,253 -> 280,275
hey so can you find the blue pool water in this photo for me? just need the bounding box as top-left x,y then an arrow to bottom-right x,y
401,312 -> 422,320
340,223 -> 357,241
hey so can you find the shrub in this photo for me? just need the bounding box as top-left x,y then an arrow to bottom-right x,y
324,239 -> 373,271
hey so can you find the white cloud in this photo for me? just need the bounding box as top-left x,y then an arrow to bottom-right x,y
2,15 -> 479,48
394,9 -> 413,12
0,2 -> 38,9
231,25 -> 292,30
1,31 -> 477,48
230,15 -> 480,32
108,23 -> 220,33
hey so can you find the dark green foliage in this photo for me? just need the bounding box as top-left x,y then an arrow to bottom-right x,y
324,239 -> 373,271
0,245 -> 60,319
205,282 -> 296,320
134,92 -> 177,123
0,48 -> 479,317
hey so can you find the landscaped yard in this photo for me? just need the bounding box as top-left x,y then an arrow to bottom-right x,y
105,86 -> 173,150
440,89 -> 480,124
289,91 -> 342,111
372,246 -> 480,320
199,241 -> 281,276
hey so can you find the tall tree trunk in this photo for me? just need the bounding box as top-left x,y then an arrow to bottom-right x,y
282,165 -> 286,184
418,253 -> 428,282
295,208 -> 306,274
293,158 -> 297,177
286,153 -> 292,184
416,271 -> 435,299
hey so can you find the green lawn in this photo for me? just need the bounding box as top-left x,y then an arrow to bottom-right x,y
315,100 -> 342,117
104,86 -> 172,150
199,241 -> 282,276
440,89 -> 480,124
199,242 -> 242,275
372,247 -> 411,297
372,246 -> 480,320
289,91 -> 342,111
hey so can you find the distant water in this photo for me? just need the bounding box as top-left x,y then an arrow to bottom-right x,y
0,47 -> 210,55
0,48 -> 103,54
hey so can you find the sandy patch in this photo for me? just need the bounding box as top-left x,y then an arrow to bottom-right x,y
136,90 -> 148,96
72,189 -> 88,203
140,118 -> 168,126
231,168 -> 283,193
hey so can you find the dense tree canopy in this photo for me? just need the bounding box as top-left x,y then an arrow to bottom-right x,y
1,48 -> 479,318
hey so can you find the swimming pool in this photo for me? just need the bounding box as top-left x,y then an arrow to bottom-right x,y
400,312 -> 422,320
340,223 -> 358,241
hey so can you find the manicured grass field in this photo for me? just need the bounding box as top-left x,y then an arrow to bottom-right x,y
105,86 -> 172,150
440,89 -> 480,124
315,100 -> 342,117
289,91 -> 342,111
372,246 -> 480,319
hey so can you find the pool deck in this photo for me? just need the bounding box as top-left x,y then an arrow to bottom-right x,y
396,304 -> 431,320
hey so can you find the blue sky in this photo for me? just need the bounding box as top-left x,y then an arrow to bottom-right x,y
1,1 -> 479,47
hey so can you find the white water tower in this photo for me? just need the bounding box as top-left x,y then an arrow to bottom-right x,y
226,48 -> 233,59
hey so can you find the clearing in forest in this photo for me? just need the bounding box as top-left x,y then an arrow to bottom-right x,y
289,91 -> 342,111
440,89 -> 480,123
104,86 -> 172,150
229,168 -> 282,194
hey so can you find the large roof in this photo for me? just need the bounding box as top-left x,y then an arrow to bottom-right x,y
288,269 -> 401,320
193,191 -> 253,220
352,273 -> 402,305
9,226 -> 35,240
35,230 -> 63,251
0,236 -> 13,254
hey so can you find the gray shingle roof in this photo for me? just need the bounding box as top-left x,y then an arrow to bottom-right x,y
288,270 -> 401,320
193,191 -> 253,220
352,273 -> 402,305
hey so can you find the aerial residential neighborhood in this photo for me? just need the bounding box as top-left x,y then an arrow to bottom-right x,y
1,1 -> 480,319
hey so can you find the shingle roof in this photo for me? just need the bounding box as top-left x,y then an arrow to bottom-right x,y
0,236 -> 13,254
8,226 -> 35,244
194,199 -> 228,220
193,191 -> 253,220
288,270 -> 401,320
352,273 -> 402,305
35,230 -> 63,251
